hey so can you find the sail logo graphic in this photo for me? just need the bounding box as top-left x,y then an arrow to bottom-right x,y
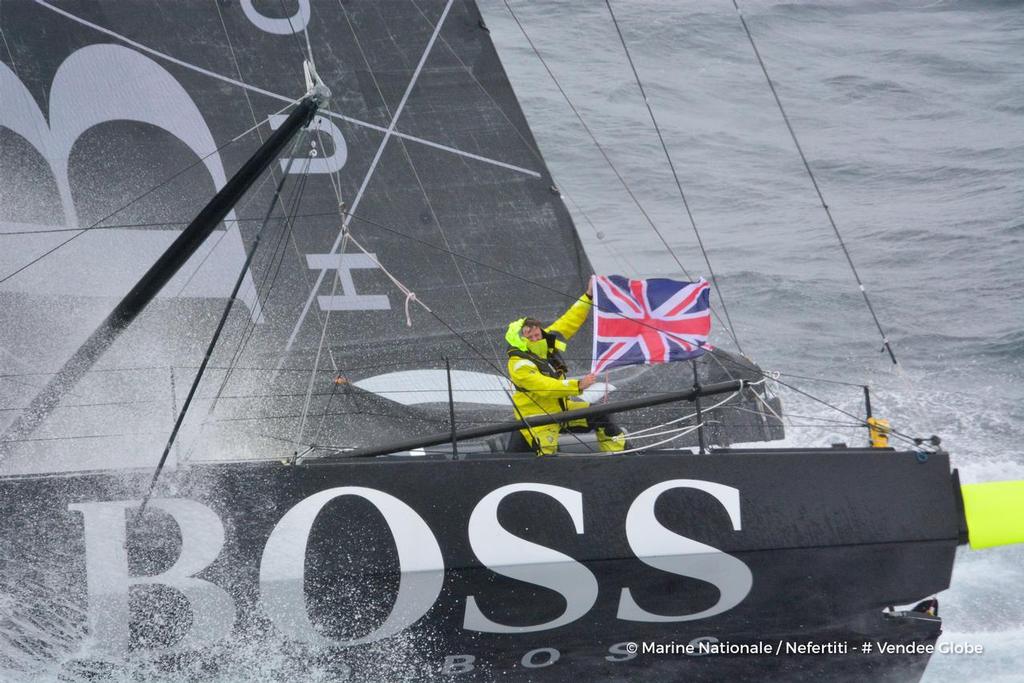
69,479 -> 752,654
268,114 -> 348,175
305,253 -> 391,310
0,45 -> 262,316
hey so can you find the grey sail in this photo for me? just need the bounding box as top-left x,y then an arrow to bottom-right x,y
0,0 -> 778,472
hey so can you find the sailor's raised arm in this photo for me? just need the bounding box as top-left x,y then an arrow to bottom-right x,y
547,284 -> 594,340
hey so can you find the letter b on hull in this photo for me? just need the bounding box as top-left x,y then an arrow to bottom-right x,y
69,499 -> 234,654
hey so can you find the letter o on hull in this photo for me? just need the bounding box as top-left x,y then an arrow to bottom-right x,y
260,487 -> 443,645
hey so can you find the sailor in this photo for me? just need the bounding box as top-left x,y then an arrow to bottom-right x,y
505,281 -> 625,455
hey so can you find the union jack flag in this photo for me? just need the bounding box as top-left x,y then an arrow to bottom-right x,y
591,275 -> 712,374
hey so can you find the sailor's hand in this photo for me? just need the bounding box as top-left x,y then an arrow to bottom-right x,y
586,278 -> 594,298
579,373 -> 597,391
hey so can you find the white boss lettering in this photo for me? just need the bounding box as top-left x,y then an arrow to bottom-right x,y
617,479 -> 753,622
240,0 -> 311,34
268,114 -> 348,174
69,499 -> 234,654
259,486 -> 443,645
464,483 -> 598,634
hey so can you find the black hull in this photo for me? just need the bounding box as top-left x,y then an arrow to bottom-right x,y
0,449 -> 959,680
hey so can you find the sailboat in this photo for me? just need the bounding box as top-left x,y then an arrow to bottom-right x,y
0,1 -> 1019,680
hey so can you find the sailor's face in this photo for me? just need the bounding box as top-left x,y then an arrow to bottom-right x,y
521,325 -> 543,342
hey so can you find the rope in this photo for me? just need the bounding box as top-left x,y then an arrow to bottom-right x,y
603,0 -> 745,354
309,371 -> 343,449
626,384 -> 756,437
730,0 -> 897,365
404,293 -> 419,327
616,424 -> 704,455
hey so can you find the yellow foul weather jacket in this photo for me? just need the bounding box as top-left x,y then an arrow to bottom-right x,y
505,294 -> 592,428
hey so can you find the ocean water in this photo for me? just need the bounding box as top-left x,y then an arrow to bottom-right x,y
482,0 -> 1023,680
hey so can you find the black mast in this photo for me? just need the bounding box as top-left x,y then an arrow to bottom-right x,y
1,85 -> 327,450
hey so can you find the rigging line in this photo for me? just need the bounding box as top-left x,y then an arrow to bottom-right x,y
313,121 -> 345,207
730,0 -> 897,365
628,387 -> 747,436
2,430 -> 170,445
219,163 -> 312,390
707,346 -> 868,395
161,136 -> 310,471
282,0 -> 457,357
704,347 -> 740,382
181,155 -> 313,465
728,404 -> 863,427
0,99 -> 297,285
214,0 -> 333,349
766,370 -> 867,388
501,2 -> 696,282
411,1 -> 631,279
270,131 -> 345,380
310,374 -> 342,448
766,374 -> 921,447
0,212 -> 344,234
286,119 -> 354,446
186,168 -> 315,443
748,378 -> 785,425
618,424 -> 704,455
172,169 -> 280,299
214,0 -> 267,146
219,0 -> 342,382
303,46 -> 374,381
31,0 -> 538,180
407,0 -> 520,362
292,187 -> 344,452
287,139 -> 345,382
337,229 -> 591,452
294,245 -> 339,451
603,0 -> 744,354
280,0 -> 318,73
341,208 -> 715,345
286,7 -> 383,445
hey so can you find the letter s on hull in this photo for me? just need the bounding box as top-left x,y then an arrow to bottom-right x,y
260,487 -> 444,646
618,479 -> 753,622
464,483 -> 598,633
